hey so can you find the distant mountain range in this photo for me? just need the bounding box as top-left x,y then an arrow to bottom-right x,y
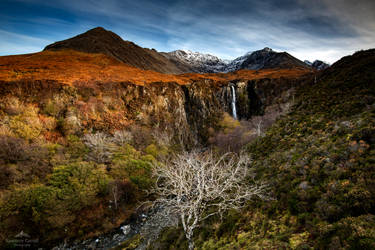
161,50 -> 228,73
44,27 -> 329,74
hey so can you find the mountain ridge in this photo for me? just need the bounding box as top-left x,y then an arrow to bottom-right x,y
44,27 -> 325,74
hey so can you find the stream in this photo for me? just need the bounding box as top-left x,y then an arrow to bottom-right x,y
53,211 -> 148,250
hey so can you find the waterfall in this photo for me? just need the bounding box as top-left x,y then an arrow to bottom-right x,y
230,86 -> 237,120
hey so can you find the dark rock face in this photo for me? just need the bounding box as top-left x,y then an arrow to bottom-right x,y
182,81 -> 223,144
311,60 -> 330,70
241,48 -> 309,70
217,76 -> 304,120
226,48 -> 310,71
44,27 -> 191,74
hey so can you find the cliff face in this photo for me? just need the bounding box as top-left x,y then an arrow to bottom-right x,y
0,75 -> 302,146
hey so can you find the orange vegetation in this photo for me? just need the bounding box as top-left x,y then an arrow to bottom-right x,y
0,50 -> 311,86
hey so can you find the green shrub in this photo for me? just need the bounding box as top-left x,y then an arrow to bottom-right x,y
1,184 -> 57,224
144,143 -> 168,159
8,105 -> 43,140
49,162 -> 110,210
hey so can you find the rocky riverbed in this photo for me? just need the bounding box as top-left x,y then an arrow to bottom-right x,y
53,212 -> 148,250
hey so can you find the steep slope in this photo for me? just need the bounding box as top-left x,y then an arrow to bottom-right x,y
162,50 -> 227,73
44,27 -> 191,74
226,47 -> 310,71
155,49 -> 375,249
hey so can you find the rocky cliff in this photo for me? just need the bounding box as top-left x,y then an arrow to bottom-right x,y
0,74 -> 305,147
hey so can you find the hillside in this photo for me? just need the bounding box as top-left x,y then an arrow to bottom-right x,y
44,27 -> 191,74
0,50 -> 309,86
153,49 -> 375,249
0,46 -> 312,248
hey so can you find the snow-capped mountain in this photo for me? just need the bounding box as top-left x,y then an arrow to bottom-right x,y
223,51 -> 254,72
311,60 -> 330,70
224,47 -> 309,71
304,60 -> 313,66
163,47 -> 314,74
305,60 -> 330,70
162,50 -> 227,73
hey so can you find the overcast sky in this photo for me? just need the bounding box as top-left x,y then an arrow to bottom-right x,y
1,0 -> 374,63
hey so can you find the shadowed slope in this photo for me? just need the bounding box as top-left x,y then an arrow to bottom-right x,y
44,27 -> 192,74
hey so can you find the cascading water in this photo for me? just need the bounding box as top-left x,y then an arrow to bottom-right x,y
230,85 -> 238,120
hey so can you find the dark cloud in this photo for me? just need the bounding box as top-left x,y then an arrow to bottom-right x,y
0,0 -> 374,63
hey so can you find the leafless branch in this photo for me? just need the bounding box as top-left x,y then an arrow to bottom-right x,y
149,151 -> 270,249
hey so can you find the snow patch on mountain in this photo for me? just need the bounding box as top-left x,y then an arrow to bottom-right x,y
165,47 -> 316,73
304,60 -> 313,66
166,50 -> 227,73
223,51 -> 254,72
304,59 -> 330,70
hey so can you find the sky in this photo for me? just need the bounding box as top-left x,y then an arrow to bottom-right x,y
0,0 -> 374,63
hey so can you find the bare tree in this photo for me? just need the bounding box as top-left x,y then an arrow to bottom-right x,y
112,130 -> 133,146
150,151 -> 269,250
83,132 -> 113,163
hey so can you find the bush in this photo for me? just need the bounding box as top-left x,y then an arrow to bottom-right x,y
113,130 -> 133,146
130,125 -> 153,150
144,144 -> 168,159
49,162 -> 110,210
1,96 -> 24,115
110,146 -> 154,190
42,95 -> 67,117
8,105 -> 43,140
65,134 -> 89,160
1,184 -> 57,224
62,108 -> 81,135
83,132 -> 114,163
0,135 -> 28,164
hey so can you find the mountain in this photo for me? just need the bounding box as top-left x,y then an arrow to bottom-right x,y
162,50 -> 227,73
223,51 -> 253,72
44,28 -> 313,74
311,60 -> 330,70
225,47 -> 310,71
305,59 -> 330,70
44,27 -> 191,74
163,48 -> 311,73
304,60 -> 313,66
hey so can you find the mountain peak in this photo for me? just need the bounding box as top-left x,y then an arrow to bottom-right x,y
44,27 -> 191,74
88,26 -> 106,32
164,49 -> 227,73
224,47 -> 309,71
261,47 -> 273,52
